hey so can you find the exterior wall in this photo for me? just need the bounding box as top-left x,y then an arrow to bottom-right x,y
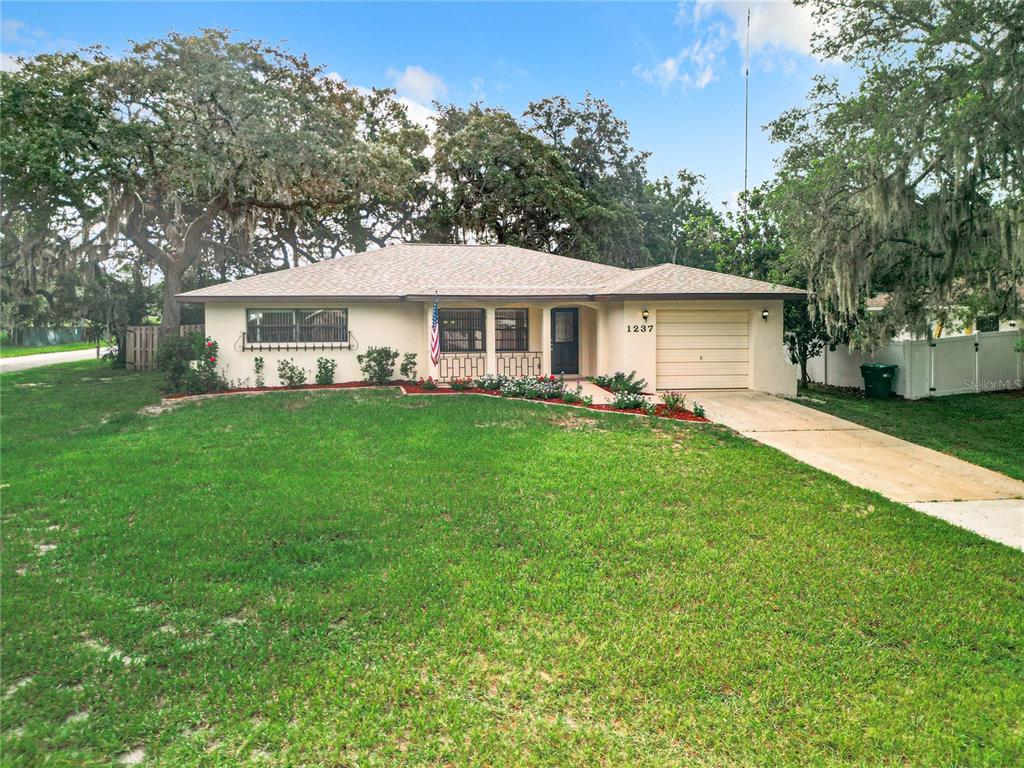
206,296 -> 799,395
805,329 -> 1023,399
603,299 -> 795,396
205,301 -> 425,386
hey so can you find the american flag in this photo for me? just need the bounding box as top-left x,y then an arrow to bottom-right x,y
430,294 -> 441,365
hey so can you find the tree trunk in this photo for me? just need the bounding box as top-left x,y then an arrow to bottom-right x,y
159,262 -> 186,334
798,340 -> 810,388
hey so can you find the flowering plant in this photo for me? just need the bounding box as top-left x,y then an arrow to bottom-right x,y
499,374 -> 567,400
155,332 -> 226,395
449,377 -> 475,391
418,376 -> 438,390
473,373 -> 509,391
610,390 -> 647,410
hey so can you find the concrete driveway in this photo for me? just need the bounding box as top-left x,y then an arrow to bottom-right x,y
690,390 -> 1024,550
0,348 -> 100,373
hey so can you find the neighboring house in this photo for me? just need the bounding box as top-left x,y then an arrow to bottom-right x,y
865,292 -> 1021,339
177,244 -> 804,394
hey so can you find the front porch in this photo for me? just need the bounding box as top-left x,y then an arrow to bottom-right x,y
426,303 -> 598,382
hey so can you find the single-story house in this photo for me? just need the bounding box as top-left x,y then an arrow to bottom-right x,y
177,244 -> 805,395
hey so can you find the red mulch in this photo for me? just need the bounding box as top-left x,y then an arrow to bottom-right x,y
165,380 -> 710,421
402,384 -> 502,396
586,403 -> 708,422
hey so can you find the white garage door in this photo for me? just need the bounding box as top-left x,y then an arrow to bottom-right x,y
656,310 -> 750,390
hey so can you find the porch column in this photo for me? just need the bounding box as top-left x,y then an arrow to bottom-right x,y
424,302 -> 439,380
540,305 -> 552,375
484,306 -> 497,374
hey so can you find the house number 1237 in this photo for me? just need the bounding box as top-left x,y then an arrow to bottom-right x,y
627,324 -> 654,333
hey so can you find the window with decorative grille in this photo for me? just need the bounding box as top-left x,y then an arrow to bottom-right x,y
495,309 -> 529,351
246,309 -> 348,344
439,309 -> 485,352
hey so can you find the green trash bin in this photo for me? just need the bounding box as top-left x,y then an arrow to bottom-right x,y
860,363 -> 898,399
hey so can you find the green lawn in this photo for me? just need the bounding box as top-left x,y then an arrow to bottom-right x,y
794,385 -> 1024,481
0,341 -> 103,358
2,362 -> 1022,766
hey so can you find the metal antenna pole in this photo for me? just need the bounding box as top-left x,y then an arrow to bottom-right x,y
743,6 -> 750,200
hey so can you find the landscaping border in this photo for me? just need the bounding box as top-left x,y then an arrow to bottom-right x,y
157,381 -> 710,423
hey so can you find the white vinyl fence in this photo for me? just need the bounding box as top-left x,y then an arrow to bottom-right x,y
805,329 -> 1023,399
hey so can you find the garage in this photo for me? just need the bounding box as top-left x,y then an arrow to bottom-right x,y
656,310 -> 750,390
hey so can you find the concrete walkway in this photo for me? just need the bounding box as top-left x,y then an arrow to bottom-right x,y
0,348 -> 100,373
687,390 -> 1024,550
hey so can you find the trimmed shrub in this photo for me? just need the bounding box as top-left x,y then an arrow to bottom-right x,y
315,357 -> 337,385
357,346 -> 399,385
277,358 -> 307,388
400,352 -> 418,381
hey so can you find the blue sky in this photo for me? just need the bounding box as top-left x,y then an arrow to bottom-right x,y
2,1 -> 842,207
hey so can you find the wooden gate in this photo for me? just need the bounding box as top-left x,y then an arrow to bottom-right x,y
125,325 -> 204,371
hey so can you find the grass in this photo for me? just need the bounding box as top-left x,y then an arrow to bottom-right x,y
0,341 -> 103,358
2,362 -> 1022,766
794,384 -> 1024,481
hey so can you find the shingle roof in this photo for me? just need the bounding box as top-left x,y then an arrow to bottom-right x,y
177,244 -> 804,302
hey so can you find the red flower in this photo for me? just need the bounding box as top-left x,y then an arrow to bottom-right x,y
209,356 -> 216,363
206,341 -> 213,347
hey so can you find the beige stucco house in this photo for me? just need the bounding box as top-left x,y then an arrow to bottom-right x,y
178,244 -> 804,395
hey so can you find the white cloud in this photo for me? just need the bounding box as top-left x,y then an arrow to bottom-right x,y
394,95 -> 436,129
635,34 -> 727,90
387,65 -> 447,104
639,1 -> 831,91
690,0 -> 827,58
347,81 -> 437,131
469,75 -> 486,102
0,52 -> 22,72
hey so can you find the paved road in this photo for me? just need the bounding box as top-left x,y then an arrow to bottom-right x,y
0,348 -> 101,373
689,389 -> 1024,550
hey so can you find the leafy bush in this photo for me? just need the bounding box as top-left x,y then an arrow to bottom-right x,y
357,346 -> 399,385
253,356 -> 265,388
400,352 -> 418,381
277,358 -> 307,388
692,402 -> 706,418
315,357 -> 337,385
449,377 -> 475,391
499,375 -> 566,400
590,370 -> 647,394
418,376 -> 438,390
473,373 -> 509,391
155,332 -> 226,395
561,386 -> 592,405
660,391 -> 687,413
610,390 -> 648,410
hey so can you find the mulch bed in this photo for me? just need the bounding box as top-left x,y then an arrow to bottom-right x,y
163,381 -> 710,422
586,403 -> 708,422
